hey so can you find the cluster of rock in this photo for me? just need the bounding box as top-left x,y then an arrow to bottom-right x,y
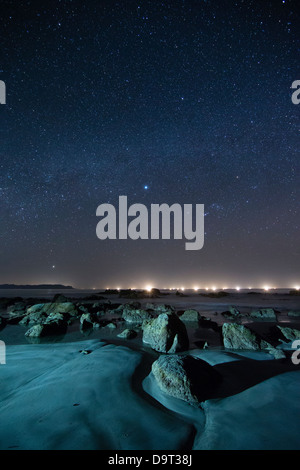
222,322 -> 286,359
221,307 -> 278,320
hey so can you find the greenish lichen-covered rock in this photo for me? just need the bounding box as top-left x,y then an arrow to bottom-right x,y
122,308 -> 152,324
142,312 -> 189,353
277,326 -> 300,342
180,309 -> 199,322
250,308 -> 277,320
222,323 -> 260,350
26,302 -> 78,317
152,354 -> 221,403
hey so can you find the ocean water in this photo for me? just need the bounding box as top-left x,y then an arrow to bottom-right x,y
0,288 -> 100,299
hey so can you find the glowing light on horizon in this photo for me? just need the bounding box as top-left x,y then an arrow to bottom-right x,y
145,285 -> 153,292
295,285 -> 300,291
194,286 -> 199,291
236,286 -> 240,291
212,286 -> 217,291
263,285 -> 270,291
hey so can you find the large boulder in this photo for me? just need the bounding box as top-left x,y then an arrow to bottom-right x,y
142,312 -> 189,353
222,323 -> 260,350
24,311 -> 68,338
26,302 -> 78,317
152,354 -> 222,404
250,308 -> 277,320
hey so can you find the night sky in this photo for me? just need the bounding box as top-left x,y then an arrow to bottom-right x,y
0,0 -> 299,289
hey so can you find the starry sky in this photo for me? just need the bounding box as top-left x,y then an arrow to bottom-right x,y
0,0 -> 299,289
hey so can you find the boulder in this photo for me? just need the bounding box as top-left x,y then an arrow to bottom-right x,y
142,312 -> 189,353
152,354 -> 221,404
277,326 -> 300,342
122,307 -> 152,324
80,312 -> 99,329
288,310 -> 300,317
25,324 -> 45,338
19,310 -> 48,326
250,308 -> 277,320
24,312 -> 68,337
26,302 -> 78,317
180,309 -> 199,322
117,329 -> 137,339
221,306 -> 241,319
260,340 -> 286,359
222,323 -> 260,350
7,301 -> 27,322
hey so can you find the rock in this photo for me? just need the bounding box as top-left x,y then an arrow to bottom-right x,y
24,312 -> 68,337
106,322 -> 117,329
80,312 -> 99,329
180,309 -> 199,322
19,310 -> 48,326
152,354 -> 222,404
250,308 -> 277,320
152,304 -> 174,314
222,323 -> 260,350
26,302 -> 78,317
122,307 -> 152,324
288,310 -> 300,317
52,294 -> 69,303
20,308 -> 70,327
221,306 -> 241,319
260,340 -> 286,359
117,329 -> 137,339
44,312 -> 67,326
25,324 -> 45,338
7,301 -> 27,322
277,326 -> 300,342
142,312 -> 189,353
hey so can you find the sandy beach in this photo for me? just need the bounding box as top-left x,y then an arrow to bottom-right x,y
0,289 -> 299,450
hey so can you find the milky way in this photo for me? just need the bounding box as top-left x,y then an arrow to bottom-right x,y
0,0 -> 299,288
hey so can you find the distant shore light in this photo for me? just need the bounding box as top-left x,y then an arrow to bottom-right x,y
145,285 -> 152,292
236,286 -> 240,291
